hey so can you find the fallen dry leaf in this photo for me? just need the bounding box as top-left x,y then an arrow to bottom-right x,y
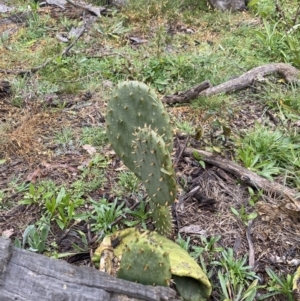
82,144 -> 97,155
2,229 -> 15,238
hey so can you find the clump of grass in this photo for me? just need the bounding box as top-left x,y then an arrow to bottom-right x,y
237,123 -> 300,186
114,171 -> 140,196
80,126 -> 107,147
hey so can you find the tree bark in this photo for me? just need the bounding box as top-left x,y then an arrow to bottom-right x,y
0,237 -> 179,301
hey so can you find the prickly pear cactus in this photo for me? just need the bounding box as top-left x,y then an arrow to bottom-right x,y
106,81 -> 176,236
133,126 -> 176,207
106,81 -> 173,179
93,228 -> 212,301
117,235 -> 172,287
150,203 -> 173,237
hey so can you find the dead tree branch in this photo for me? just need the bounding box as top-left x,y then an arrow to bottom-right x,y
184,147 -> 300,208
163,63 -> 299,105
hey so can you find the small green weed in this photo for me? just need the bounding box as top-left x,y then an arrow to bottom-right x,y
0,190 -> 6,209
212,248 -> 259,300
193,151 -> 206,169
248,0 -> 275,18
237,124 -> 300,186
190,235 -> 224,277
175,119 -> 196,135
248,187 -> 263,206
55,128 -> 74,145
258,268 -> 294,300
250,0 -> 300,67
44,187 -> 84,230
176,233 -> 191,252
191,235 -> 224,260
20,12 -> 51,41
231,206 -> 258,226
116,171 -> 140,195
20,183 -> 46,205
218,273 -> 261,301
17,224 -> 50,253
124,0 -> 182,21
123,200 -> 150,229
96,20 -> 130,39
72,164 -> 106,198
86,198 -> 125,236
20,183 -> 84,230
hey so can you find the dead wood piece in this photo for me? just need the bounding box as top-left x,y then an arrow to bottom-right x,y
162,63 -> 299,105
62,25 -> 86,55
0,81 -> 11,98
66,0 -> 107,17
175,136 -> 190,165
0,237 -> 179,301
162,80 -> 211,104
199,63 -> 300,97
184,148 -> 300,211
246,220 -> 255,269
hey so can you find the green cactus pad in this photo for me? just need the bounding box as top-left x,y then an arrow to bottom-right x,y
117,236 -> 172,287
106,81 -> 173,178
96,229 -> 212,300
151,203 -> 173,236
133,126 -> 176,207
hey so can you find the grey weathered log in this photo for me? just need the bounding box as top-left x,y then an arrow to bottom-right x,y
0,237 -> 179,301
208,0 -> 247,11
162,63 -> 300,105
199,63 -> 299,97
162,81 -> 211,104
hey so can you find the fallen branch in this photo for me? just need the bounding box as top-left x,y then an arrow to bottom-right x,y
183,148 -> 300,209
66,0 -> 107,17
163,63 -> 299,104
162,80 -> 211,104
246,220 -> 255,269
62,25 -> 86,56
200,63 -> 299,97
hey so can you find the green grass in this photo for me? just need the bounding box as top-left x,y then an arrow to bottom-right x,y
80,126 -> 107,147
114,171 -> 140,196
237,123 -> 300,186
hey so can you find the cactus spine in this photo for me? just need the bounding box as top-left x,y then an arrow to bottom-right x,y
106,81 -> 175,236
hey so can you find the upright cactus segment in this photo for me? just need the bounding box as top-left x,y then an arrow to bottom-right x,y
106,81 -> 173,178
117,235 -> 172,287
150,203 -> 173,237
106,81 -> 176,236
133,126 -> 176,207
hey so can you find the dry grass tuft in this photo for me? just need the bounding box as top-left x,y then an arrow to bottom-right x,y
0,109 -> 58,160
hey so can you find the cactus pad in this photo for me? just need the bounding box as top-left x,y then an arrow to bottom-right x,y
117,236 -> 172,286
95,229 -> 212,300
133,126 -> 176,207
106,81 -> 173,178
150,203 -> 173,236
